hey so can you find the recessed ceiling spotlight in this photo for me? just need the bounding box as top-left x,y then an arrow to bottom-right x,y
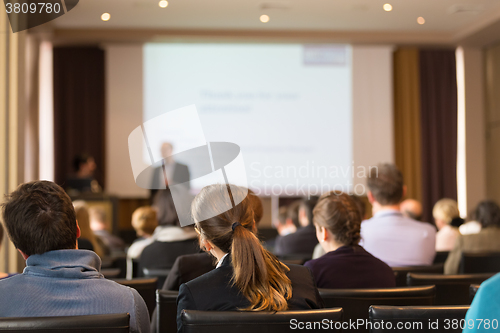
383,4 -> 392,12
159,0 -> 168,8
101,13 -> 111,21
417,16 -> 425,25
260,14 -> 270,23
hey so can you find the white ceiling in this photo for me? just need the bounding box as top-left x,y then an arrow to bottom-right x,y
53,0 -> 500,35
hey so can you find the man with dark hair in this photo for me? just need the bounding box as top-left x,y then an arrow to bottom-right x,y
273,196 -> 319,257
0,181 -> 149,332
360,164 -> 436,266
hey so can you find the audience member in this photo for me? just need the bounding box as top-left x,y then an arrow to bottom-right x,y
312,194 -> 367,259
139,189 -> 198,274
459,210 -> 482,235
444,200 -> 500,274
65,153 -> 101,194
160,189 -> 264,292
176,184 -> 322,332
360,164 -> 436,266
0,181 -> 149,332
273,196 -> 319,258
463,273 -> 500,333
433,198 -> 461,251
0,223 -> 15,280
400,199 -> 423,221
73,200 -> 104,258
127,206 -> 158,260
89,206 -> 126,255
305,192 -> 395,288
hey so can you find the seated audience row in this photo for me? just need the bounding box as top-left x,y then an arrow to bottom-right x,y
444,200 -> 500,274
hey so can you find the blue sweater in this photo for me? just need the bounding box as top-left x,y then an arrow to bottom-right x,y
0,249 -> 149,333
464,273 -> 500,333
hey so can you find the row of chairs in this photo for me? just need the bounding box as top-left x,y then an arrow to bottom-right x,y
0,305 -> 470,333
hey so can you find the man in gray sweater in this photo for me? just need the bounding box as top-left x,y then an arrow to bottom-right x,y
0,180 -> 150,333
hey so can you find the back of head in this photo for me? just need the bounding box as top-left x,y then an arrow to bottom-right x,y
350,195 -> 366,220
299,196 -> 319,226
0,222 -> 3,247
433,199 -> 459,224
1,181 -> 77,256
366,164 -> 404,205
192,184 -> 291,311
132,206 -> 158,237
313,192 -> 362,246
473,200 -> 500,228
401,199 -> 423,221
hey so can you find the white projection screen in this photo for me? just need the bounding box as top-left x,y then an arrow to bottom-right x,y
105,43 -> 394,198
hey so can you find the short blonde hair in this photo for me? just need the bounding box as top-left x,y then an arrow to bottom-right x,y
433,199 -> 460,224
131,206 -> 157,237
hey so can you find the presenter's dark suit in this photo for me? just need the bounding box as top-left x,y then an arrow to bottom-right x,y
150,162 -> 190,201
176,255 -> 323,332
304,245 -> 396,289
273,224 -> 318,258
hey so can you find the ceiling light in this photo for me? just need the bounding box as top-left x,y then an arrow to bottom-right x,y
101,13 -> 111,21
383,4 -> 392,12
417,16 -> 425,25
260,14 -> 270,23
159,0 -> 168,8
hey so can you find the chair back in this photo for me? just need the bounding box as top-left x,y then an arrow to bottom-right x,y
433,252 -> 449,264
460,252 -> 500,274
143,268 -> 171,289
156,290 -> 179,333
0,313 -> 129,333
180,308 -> 343,333
369,305 -> 469,333
113,278 -> 158,317
469,284 -> 480,303
319,286 -> 435,333
392,263 -> 443,286
407,273 -> 493,305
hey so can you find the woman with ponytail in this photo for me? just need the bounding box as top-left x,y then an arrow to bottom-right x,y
304,192 -> 395,289
176,184 -> 322,332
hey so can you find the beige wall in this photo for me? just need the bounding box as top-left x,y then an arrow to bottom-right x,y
485,43 -> 500,205
0,11 -> 27,273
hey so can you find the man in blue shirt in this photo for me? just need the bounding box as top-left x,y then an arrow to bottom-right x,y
0,180 -> 149,333
360,164 -> 436,267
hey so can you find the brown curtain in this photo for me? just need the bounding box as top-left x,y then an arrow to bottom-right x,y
393,48 -> 423,203
53,47 -> 106,189
419,49 -> 458,223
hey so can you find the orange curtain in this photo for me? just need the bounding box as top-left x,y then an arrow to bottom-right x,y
393,48 -> 422,203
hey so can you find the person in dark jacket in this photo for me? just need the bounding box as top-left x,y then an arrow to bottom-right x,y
304,192 -> 395,289
176,185 -> 323,333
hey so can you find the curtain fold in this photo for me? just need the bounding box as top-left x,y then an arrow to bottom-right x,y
53,46 -> 106,189
419,49 -> 458,223
393,48 -> 423,204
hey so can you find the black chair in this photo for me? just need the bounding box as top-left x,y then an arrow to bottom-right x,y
180,308 -> 343,333
393,263 -> 444,286
433,251 -> 449,264
0,313 -> 129,333
113,278 -> 158,317
369,305 -> 469,333
460,252 -> 500,274
101,268 -> 122,279
469,284 -> 480,303
407,272 -> 494,305
156,290 -> 179,333
319,286 -> 435,333
143,268 -> 170,289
